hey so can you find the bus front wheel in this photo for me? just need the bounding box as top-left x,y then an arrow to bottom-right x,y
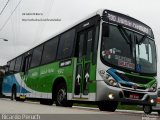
143,105 -> 152,114
98,101 -> 118,112
55,83 -> 73,107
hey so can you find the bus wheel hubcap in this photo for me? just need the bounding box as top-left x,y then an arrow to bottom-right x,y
57,89 -> 66,104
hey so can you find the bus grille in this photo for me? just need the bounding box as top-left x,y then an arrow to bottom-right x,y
115,72 -> 150,84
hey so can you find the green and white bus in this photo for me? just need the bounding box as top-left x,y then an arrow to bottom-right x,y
2,9 -> 157,112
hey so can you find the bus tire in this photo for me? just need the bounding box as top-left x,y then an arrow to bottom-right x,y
40,99 -> 53,105
143,105 -> 152,114
55,83 -> 73,107
11,85 -> 17,101
98,101 -> 118,112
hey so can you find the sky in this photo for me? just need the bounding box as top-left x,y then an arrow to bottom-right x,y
0,0 -> 160,84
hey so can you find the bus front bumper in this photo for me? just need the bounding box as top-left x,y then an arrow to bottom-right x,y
96,80 -> 157,106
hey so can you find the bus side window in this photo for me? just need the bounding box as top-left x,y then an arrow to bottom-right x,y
19,55 -> 24,72
14,56 -> 23,72
41,37 -> 59,64
21,55 -> 26,73
5,62 -> 10,74
22,55 -> 32,73
86,29 -> 93,60
21,51 -> 32,73
30,45 -> 43,68
57,29 -> 75,60
78,33 -> 85,57
9,59 -> 16,73
75,27 -> 95,60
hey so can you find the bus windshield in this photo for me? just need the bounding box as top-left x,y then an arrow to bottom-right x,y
101,23 -> 157,75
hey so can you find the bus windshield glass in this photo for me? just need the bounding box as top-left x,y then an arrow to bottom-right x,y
135,34 -> 156,74
101,23 -> 157,75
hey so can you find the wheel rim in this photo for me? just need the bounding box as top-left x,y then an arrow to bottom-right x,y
57,89 -> 66,105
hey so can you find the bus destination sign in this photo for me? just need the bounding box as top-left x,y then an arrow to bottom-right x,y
106,11 -> 153,38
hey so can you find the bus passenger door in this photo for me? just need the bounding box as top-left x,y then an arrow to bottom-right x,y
21,55 -> 31,97
74,27 -> 94,99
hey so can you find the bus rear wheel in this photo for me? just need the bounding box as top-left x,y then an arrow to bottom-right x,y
55,83 -> 73,107
98,101 -> 118,112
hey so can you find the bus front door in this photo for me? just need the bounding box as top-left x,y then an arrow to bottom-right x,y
74,27 -> 94,99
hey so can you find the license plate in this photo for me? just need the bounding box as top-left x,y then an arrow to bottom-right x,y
156,97 -> 160,103
129,94 -> 139,99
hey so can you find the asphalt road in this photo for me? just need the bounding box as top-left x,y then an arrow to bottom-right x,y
0,98 -> 159,120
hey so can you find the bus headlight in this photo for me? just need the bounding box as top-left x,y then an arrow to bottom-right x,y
150,99 -> 154,103
148,83 -> 157,92
99,70 -> 119,87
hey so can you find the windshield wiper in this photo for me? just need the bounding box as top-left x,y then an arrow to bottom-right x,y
118,25 -> 132,45
118,25 -> 131,44
118,25 -> 133,53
